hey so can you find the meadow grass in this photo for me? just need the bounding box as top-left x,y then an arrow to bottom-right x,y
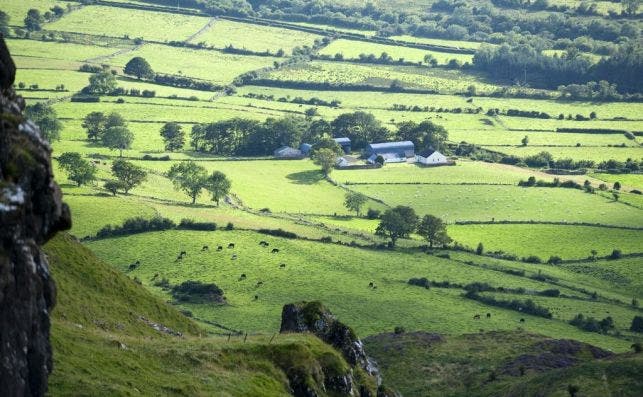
447,223 -> 643,260
591,172 -> 643,190
197,19 -> 321,54
6,38 -> 122,63
486,145 -> 643,162
14,68 -> 90,92
265,60 -> 500,93
85,229 -> 633,351
389,35 -> 485,49
318,39 -> 474,64
108,43 -> 280,84
1,0 -> 77,27
349,184 -> 643,227
450,129 -> 635,147
46,5 -> 212,42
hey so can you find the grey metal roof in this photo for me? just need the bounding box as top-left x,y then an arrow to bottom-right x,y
333,137 -> 351,144
368,141 -> 415,151
419,148 -> 436,158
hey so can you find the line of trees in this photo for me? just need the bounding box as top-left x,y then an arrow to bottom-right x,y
189,112 -> 448,157
374,206 -> 451,248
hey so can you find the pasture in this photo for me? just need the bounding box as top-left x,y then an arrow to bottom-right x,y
86,229 -> 633,351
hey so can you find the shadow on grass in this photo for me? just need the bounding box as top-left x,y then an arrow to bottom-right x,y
286,170 -> 325,184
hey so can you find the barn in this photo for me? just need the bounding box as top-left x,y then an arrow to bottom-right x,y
333,137 -> 352,154
299,143 -> 313,156
274,146 -> 302,158
366,141 -> 415,164
417,149 -> 448,165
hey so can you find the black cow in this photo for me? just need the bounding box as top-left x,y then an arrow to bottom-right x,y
486,313 -> 491,318
519,318 -> 525,323
239,274 -> 246,280
180,251 -> 187,256
368,282 -> 374,288
254,295 -> 259,300
271,248 -> 279,254
217,246 -> 223,251
228,243 -> 235,249
128,263 -> 138,271
135,260 -> 141,265
473,314 -> 481,320
231,254 -> 237,260
279,263 -> 286,268
256,281 -> 264,287
202,245 -> 209,251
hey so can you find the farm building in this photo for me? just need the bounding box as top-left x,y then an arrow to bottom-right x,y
333,137 -> 352,154
366,141 -> 415,164
417,149 -> 448,165
299,143 -> 313,156
274,146 -> 302,158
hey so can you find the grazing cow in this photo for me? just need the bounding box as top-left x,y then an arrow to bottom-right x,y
202,245 -> 209,251
175,255 -> 183,261
180,251 -> 187,256
135,260 -> 141,265
486,313 -> 491,318
217,246 -> 223,251
372,285 -> 377,289
279,263 -> 286,268
228,243 -> 235,249
256,281 -> 264,287
231,254 -> 237,260
128,263 -> 138,271
473,314 -> 481,320
259,241 -> 268,246
239,274 -> 246,280
519,318 -> 525,323
151,273 -> 158,280
254,295 -> 259,300
271,248 -> 279,254
368,282 -> 374,288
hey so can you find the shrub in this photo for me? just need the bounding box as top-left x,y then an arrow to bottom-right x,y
366,208 -> 381,219
171,280 -> 225,303
257,228 -> 297,239
465,292 -> 552,319
320,236 -> 332,243
631,316 -> 643,333
538,289 -> 561,297
95,217 -> 175,238
177,218 -> 217,231
394,326 -> 405,334
547,256 -> 563,265
225,222 -> 234,230
408,277 -> 430,289
476,242 -> 484,255
523,255 -> 542,264
608,249 -> 622,260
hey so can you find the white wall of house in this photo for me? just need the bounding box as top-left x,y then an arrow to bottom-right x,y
417,151 -> 448,164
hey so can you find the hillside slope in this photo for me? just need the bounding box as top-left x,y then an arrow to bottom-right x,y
364,331 -> 643,397
45,233 -> 378,396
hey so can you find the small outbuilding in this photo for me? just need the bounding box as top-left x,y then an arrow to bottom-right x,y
417,149 -> 448,165
333,137 -> 352,154
274,146 -> 302,158
366,141 -> 415,164
299,143 -> 313,156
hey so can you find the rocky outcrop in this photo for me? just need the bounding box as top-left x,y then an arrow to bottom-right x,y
280,301 -> 393,397
0,36 -> 71,396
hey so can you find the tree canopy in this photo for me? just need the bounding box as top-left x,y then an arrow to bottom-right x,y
57,152 -> 96,186
124,57 -> 155,80
206,171 -> 231,206
160,122 -> 185,152
344,191 -> 368,216
417,214 -> 452,248
102,126 -> 133,157
167,161 -> 208,204
25,103 -> 62,142
375,206 -> 419,247
111,159 -> 147,193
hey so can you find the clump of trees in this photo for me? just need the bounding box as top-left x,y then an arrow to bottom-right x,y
344,191 -> 368,216
160,122 -> 185,151
124,57 -> 155,80
206,170 -> 231,206
81,112 -> 133,156
167,161 -> 231,205
417,214 -> 451,248
569,313 -> 615,334
171,281 -> 225,304
25,103 -> 62,142
57,152 -> 96,186
375,206 -> 419,247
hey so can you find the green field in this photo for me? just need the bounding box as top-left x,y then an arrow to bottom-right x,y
46,5 -> 212,42
319,39 -> 474,64
197,19 -> 321,54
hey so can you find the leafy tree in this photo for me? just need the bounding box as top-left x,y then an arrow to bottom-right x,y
476,242 -> 484,255
623,0 -> 640,15
0,11 -> 10,36
88,68 -> 117,94
25,102 -> 62,141
205,170 -> 231,206
124,57 -> 155,80
102,126 -> 133,157
424,53 -> 438,67
344,191 -> 368,216
160,122 -> 185,151
375,206 -> 418,247
24,9 -> 43,31
105,112 -> 126,129
396,120 -> 448,151
311,135 -> 342,154
82,112 -> 106,141
313,148 -> 338,176
331,111 -> 389,149
521,135 -> 529,146
167,161 -> 208,204
111,159 -> 146,193
417,214 -> 452,248
567,385 -> 579,397
613,181 -> 621,190
104,180 -> 125,196
57,152 -> 96,186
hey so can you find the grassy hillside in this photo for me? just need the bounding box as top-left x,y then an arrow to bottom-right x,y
46,234 -> 375,396
364,331 -> 643,397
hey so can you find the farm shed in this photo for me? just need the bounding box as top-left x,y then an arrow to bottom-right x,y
417,149 -> 448,165
333,137 -> 352,154
299,143 -> 313,156
274,146 -> 302,158
366,141 -> 415,164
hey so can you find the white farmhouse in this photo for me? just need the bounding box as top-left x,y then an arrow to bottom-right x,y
416,149 -> 448,165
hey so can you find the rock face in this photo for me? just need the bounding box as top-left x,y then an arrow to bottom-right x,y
280,301 -> 387,396
0,37 -> 71,396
